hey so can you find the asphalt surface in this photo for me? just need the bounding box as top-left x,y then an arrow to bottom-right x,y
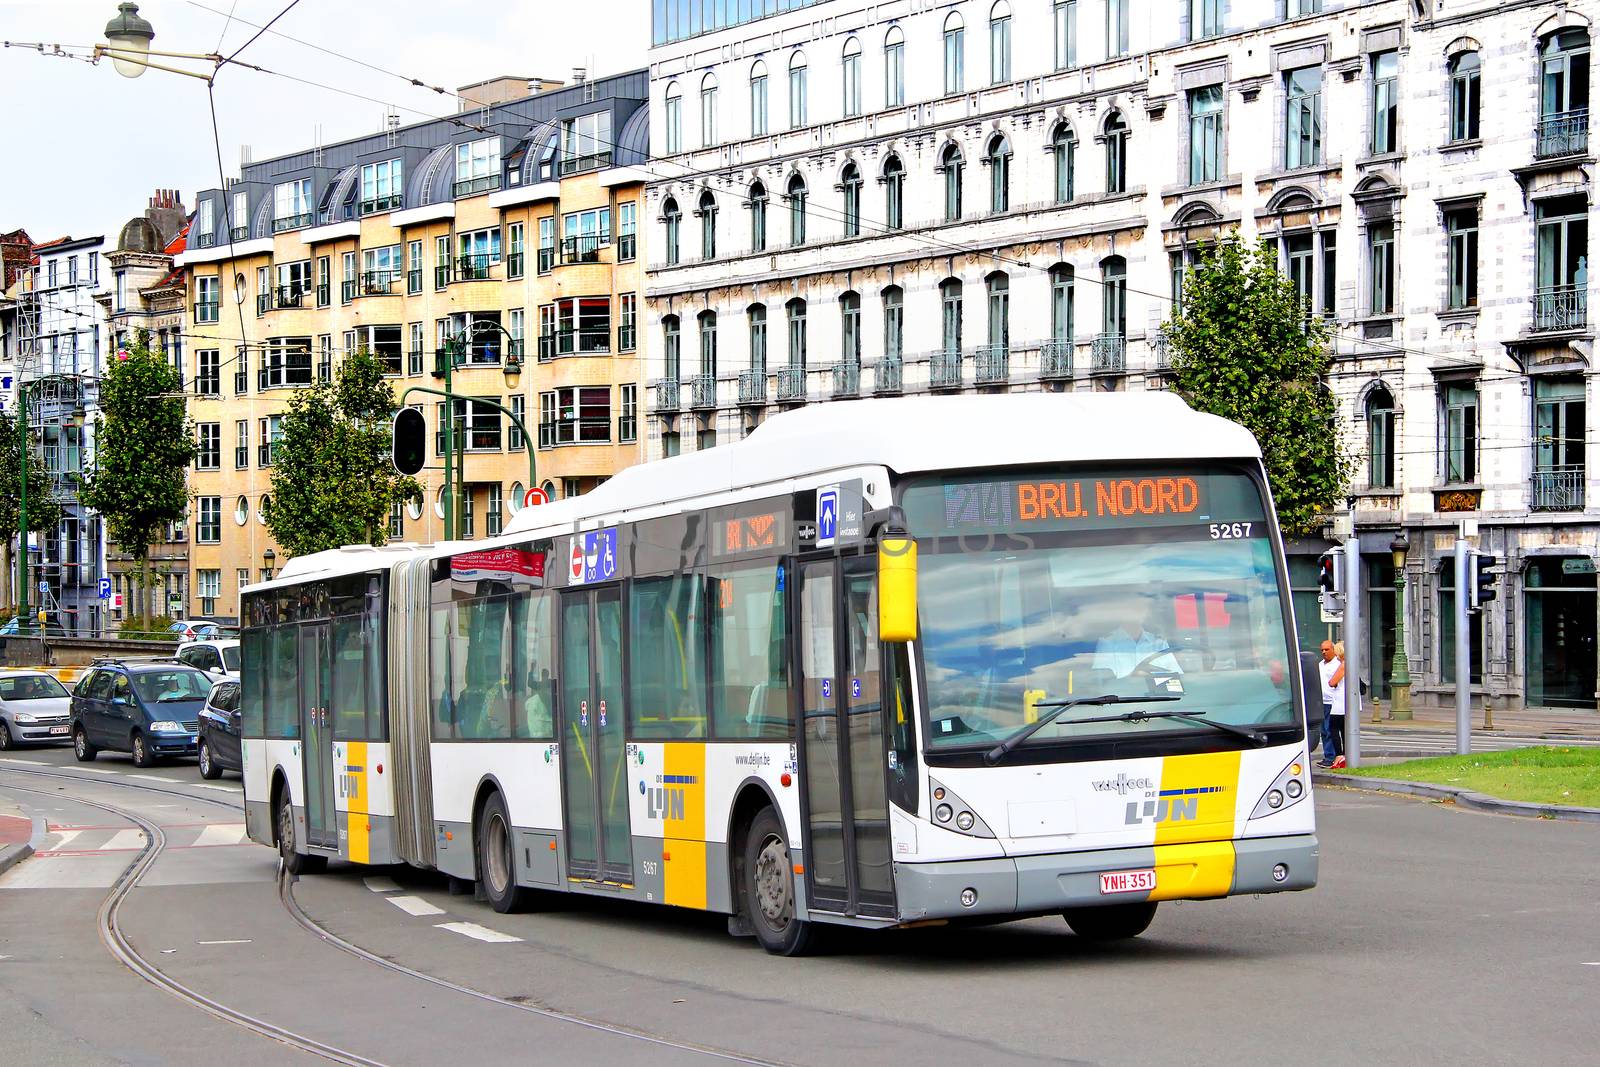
1,745 -> 1597,1065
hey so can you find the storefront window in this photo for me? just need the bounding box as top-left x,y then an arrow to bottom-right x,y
1525,557 -> 1597,708
1438,562 -> 1484,685
1289,556 -> 1333,657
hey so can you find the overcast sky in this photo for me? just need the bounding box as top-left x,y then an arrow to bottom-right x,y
0,0 -> 649,247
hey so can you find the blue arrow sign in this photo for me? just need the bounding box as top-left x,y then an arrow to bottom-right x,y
818,489 -> 838,546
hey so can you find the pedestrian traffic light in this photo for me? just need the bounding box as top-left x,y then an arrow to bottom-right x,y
1317,550 -> 1343,594
392,407 -> 427,476
1469,552 -> 1501,612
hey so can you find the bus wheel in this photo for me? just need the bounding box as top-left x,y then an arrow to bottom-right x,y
1063,901 -> 1158,941
744,807 -> 815,956
275,787 -> 325,876
477,792 -> 528,914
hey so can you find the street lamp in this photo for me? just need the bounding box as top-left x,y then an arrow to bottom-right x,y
262,548 -> 276,581
1388,531 -> 1412,721
102,2 -> 154,78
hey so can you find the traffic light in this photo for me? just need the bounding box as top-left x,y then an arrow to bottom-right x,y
1317,548 -> 1344,618
1469,552 -> 1501,612
392,407 -> 427,476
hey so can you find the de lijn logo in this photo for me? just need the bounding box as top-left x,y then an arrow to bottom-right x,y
1125,785 -> 1225,826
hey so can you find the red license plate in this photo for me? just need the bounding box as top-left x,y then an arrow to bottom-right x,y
49,725 -> 70,736
1099,868 -> 1156,895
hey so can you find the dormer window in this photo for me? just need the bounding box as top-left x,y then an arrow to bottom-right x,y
360,159 -> 404,214
454,137 -> 501,197
272,178 -> 313,232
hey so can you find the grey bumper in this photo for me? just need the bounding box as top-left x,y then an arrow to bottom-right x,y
894,834 -> 1319,922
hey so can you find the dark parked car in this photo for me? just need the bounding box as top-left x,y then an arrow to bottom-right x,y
70,660 -> 213,767
197,680 -> 242,779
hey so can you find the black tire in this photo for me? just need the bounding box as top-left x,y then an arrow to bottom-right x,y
198,740 -> 223,780
73,727 -> 98,762
0,722 -> 12,750
1063,901 -> 1159,942
130,731 -> 155,768
477,792 -> 528,914
275,787 -> 326,876
743,807 -> 816,956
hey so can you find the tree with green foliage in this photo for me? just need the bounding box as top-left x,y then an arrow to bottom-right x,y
266,349 -> 421,558
80,334 -> 195,629
0,408 -> 64,607
1163,232 -> 1353,537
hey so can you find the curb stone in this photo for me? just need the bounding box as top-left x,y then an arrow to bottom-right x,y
0,809 -> 48,878
1314,772 -> 1600,824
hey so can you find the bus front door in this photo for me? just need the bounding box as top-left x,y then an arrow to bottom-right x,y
560,587 -> 632,884
298,622 -> 338,850
798,558 -> 895,918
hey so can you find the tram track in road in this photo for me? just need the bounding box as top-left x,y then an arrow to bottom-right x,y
2,764 -> 789,1066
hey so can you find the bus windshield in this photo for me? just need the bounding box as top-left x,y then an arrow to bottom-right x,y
901,465 -> 1296,754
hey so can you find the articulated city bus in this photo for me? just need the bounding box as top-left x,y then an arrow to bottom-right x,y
241,392 -> 1320,955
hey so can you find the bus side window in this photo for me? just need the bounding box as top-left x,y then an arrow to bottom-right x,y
710,564 -> 790,739
629,574 -> 708,739
515,593 -> 556,739
429,599 -> 454,739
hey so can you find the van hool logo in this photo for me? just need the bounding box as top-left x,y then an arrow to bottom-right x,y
1092,773 -> 1156,796
1125,786 -> 1226,826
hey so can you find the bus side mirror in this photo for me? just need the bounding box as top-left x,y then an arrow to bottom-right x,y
1299,651 -> 1324,736
879,537 -> 918,643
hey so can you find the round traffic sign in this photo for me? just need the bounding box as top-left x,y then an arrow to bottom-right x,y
524,486 -> 549,508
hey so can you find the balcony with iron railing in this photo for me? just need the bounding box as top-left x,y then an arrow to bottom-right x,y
561,151 -> 613,176
361,270 -> 398,296
691,373 -> 718,409
194,232 -> 216,248
1040,338 -> 1073,379
560,236 -> 607,265
1536,108 -> 1589,159
874,355 -> 904,395
272,212 -> 313,234
738,368 -> 768,405
653,377 -> 682,413
456,254 -> 496,282
832,361 -> 861,398
230,225 -> 249,241
776,364 -> 808,403
974,343 -> 1009,385
274,285 -> 306,310
1091,333 -> 1126,374
1532,284 -> 1588,332
1151,328 -> 1173,370
538,327 -> 612,360
453,174 -> 502,198
1531,464 -> 1586,511
360,194 -> 403,216
930,349 -> 963,390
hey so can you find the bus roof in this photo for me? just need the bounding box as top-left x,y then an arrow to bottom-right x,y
261,393 -> 1259,590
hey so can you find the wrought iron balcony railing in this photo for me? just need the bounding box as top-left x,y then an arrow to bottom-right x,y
930,349 -> 963,390
272,212 -> 313,233
1040,338 -> 1073,379
691,373 -> 718,409
1535,108 -> 1589,159
1532,284 -> 1588,332
456,254 -> 495,281
361,270 -> 398,296
776,364 -> 808,402
561,151 -> 613,176
738,368 -> 768,405
560,236 -> 606,265
1091,333 -> 1126,373
874,355 -> 904,395
538,328 -> 613,360
452,174 -> 502,198
974,343 -> 1009,384
653,377 -> 682,413
360,194 -> 403,215
832,361 -> 861,398
1531,464 -> 1586,511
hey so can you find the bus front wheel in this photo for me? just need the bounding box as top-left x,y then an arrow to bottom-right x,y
743,807 -> 816,956
1063,901 -> 1158,941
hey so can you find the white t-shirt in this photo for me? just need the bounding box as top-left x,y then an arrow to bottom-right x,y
1328,658 -> 1358,715
1317,656 -> 1339,707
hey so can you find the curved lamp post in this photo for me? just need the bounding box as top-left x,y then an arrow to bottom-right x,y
1388,531 -> 1412,721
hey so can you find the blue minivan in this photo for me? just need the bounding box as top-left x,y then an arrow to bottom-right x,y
71,659 -> 214,767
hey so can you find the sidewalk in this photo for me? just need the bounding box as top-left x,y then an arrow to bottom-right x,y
0,792 -> 44,878
1359,701 -> 1600,741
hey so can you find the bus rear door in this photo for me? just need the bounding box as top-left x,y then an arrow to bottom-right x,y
298,621 -> 338,850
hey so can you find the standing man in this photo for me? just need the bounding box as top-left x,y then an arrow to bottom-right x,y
1316,639 -> 1341,768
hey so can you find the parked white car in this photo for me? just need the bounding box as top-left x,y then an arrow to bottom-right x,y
176,639 -> 240,680
0,671 -> 75,748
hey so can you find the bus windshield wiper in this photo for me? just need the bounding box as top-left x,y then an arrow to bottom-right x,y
1121,709 -> 1270,746
984,694 -> 1181,766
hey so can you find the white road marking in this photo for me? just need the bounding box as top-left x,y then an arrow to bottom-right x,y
74,768 -> 117,775
197,939 -> 254,945
388,895 -> 446,917
102,829 -> 146,851
128,774 -> 182,783
1582,962 -> 1600,966
48,830 -> 83,851
0,757 -> 47,765
195,783 -> 242,792
193,823 -> 249,848
363,876 -> 402,893
434,921 -> 522,943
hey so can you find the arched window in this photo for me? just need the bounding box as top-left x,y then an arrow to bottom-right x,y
785,297 -> 807,369
940,142 -> 964,222
1448,51 -> 1480,143
1104,111 -> 1128,193
662,314 -> 681,380
697,309 -> 717,378
1100,255 -> 1127,339
747,303 -> 768,377
1365,384 -> 1396,489
881,284 -> 904,363
884,25 -> 906,107
700,72 -> 719,148
788,50 -> 808,129
661,196 -> 681,266
664,81 -> 682,154
697,190 -> 717,259
986,133 -> 1011,213
943,12 -> 965,95
990,2 -> 1012,85
1539,30 -> 1589,156
842,36 -> 862,117
749,60 -> 769,136
882,154 -> 905,229
1052,122 -> 1077,203
940,278 -> 963,355
786,173 -> 807,246
840,291 -> 862,369
748,180 -> 768,252
985,271 -> 1009,351
841,162 -> 863,237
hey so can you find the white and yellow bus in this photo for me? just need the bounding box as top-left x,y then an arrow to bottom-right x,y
242,392 -> 1320,954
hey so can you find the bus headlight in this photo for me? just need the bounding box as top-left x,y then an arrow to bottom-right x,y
1285,779 -> 1304,800
934,803 -> 953,824
1266,790 -> 1284,809
925,778 -> 997,839
956,811 -> 975,831
1250,758 -> 1310,820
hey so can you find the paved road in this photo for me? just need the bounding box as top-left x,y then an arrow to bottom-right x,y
2,746 -> 1597,1065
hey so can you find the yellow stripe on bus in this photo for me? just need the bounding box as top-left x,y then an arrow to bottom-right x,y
662,743 -> 707,910
1153,749 -> 1242,846
1148,840 -> 1235,901
345,741 -> 370,864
